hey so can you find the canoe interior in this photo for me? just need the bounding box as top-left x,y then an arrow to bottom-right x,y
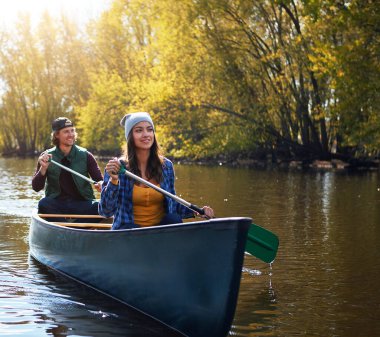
29,214 -> 251,337
38,213 -> 113,229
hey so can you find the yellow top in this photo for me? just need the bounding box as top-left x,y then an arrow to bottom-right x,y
133,184 -> 165,227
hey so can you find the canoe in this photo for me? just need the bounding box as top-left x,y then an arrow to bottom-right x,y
29,214 -> 251,337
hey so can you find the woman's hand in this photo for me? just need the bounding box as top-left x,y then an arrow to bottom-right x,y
105,158 -> 121,183
200,206 -> 215,219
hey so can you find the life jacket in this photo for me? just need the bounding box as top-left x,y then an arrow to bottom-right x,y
45,145 -> 95,200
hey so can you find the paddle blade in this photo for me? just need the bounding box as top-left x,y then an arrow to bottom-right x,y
245,224 -> 279,263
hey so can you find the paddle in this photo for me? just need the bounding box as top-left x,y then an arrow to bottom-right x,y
117,163 -> 206,215
48,158 -> 97,184
246,224 -> 279,263
117,163 -> 279,263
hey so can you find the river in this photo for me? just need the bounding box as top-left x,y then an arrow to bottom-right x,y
1,157 -> 379,336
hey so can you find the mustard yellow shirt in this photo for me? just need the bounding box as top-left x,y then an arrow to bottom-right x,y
132,184 -> 165,227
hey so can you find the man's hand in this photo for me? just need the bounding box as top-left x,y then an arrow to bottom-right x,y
38,152 -> 52,176
94,181 -> 103,192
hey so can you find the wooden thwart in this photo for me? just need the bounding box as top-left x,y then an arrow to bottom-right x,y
53,222 -> 112,229
39,213 -> 113,229
39,213 -> 107,219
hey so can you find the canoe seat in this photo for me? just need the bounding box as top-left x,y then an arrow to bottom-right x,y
39,213 -> 108,219
38,213 -> 113,229
52,222 -> 112,229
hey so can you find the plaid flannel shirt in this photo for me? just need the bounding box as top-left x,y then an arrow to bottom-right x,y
99,158 -> 194,229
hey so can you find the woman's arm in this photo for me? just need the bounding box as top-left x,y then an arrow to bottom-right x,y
98,171 -> 119,217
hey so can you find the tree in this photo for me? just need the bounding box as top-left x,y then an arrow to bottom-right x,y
0,12 -> 91,154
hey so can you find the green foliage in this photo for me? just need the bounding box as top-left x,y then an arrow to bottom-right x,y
333,0 -> 380,152
76,71 -> 129,153
0,0 -> 379,160
0,13 -> 90,154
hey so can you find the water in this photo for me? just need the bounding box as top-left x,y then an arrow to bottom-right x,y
1,157 -> 380,336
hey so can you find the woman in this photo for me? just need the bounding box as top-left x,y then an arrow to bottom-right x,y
99,112 -> 214,229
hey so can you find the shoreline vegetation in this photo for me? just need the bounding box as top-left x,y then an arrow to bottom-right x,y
175,155 -> 380,171
3,150 -> 379,172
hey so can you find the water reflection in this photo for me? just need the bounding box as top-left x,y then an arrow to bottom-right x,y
1,157 -> 380,336
0,157 -> 42,217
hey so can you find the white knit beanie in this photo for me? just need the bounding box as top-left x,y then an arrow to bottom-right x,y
120,112 -> 154,140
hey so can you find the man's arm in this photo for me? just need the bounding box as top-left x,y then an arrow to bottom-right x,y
87,152 -> 104,192
87,152 -> 103,181
32,152 -> 51,192
32,163 -> 47,192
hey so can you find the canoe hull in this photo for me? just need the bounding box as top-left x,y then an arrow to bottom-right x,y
29,215 -> 251,337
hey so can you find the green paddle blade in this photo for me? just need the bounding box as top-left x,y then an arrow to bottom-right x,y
245,224 -> 279,263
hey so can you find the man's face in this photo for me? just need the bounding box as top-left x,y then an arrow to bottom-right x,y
56,127 -> 76,146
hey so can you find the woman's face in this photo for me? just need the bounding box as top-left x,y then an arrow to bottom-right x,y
132,121 -> 154,150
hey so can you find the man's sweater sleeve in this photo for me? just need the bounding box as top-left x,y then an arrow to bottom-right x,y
87,152 -> 103,182
32,163 -> 47,192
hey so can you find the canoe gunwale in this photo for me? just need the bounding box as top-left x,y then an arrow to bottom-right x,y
33,212 -> 250,234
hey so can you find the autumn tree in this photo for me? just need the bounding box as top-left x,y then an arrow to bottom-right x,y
0,12 -> 90,155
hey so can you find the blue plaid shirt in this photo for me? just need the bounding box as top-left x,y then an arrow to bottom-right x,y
99,158 -> 194,229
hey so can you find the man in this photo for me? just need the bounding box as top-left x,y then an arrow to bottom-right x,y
32,117 -> 103,216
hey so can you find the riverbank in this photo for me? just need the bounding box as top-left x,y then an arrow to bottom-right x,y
174,153 -> 380,172
2,151 -> 379,172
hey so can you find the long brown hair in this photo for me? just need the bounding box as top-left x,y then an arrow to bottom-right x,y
122,132 -> 164,183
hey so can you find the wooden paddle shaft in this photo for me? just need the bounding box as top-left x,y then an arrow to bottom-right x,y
49,159 -> 96,184
121,168 -> 205,215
